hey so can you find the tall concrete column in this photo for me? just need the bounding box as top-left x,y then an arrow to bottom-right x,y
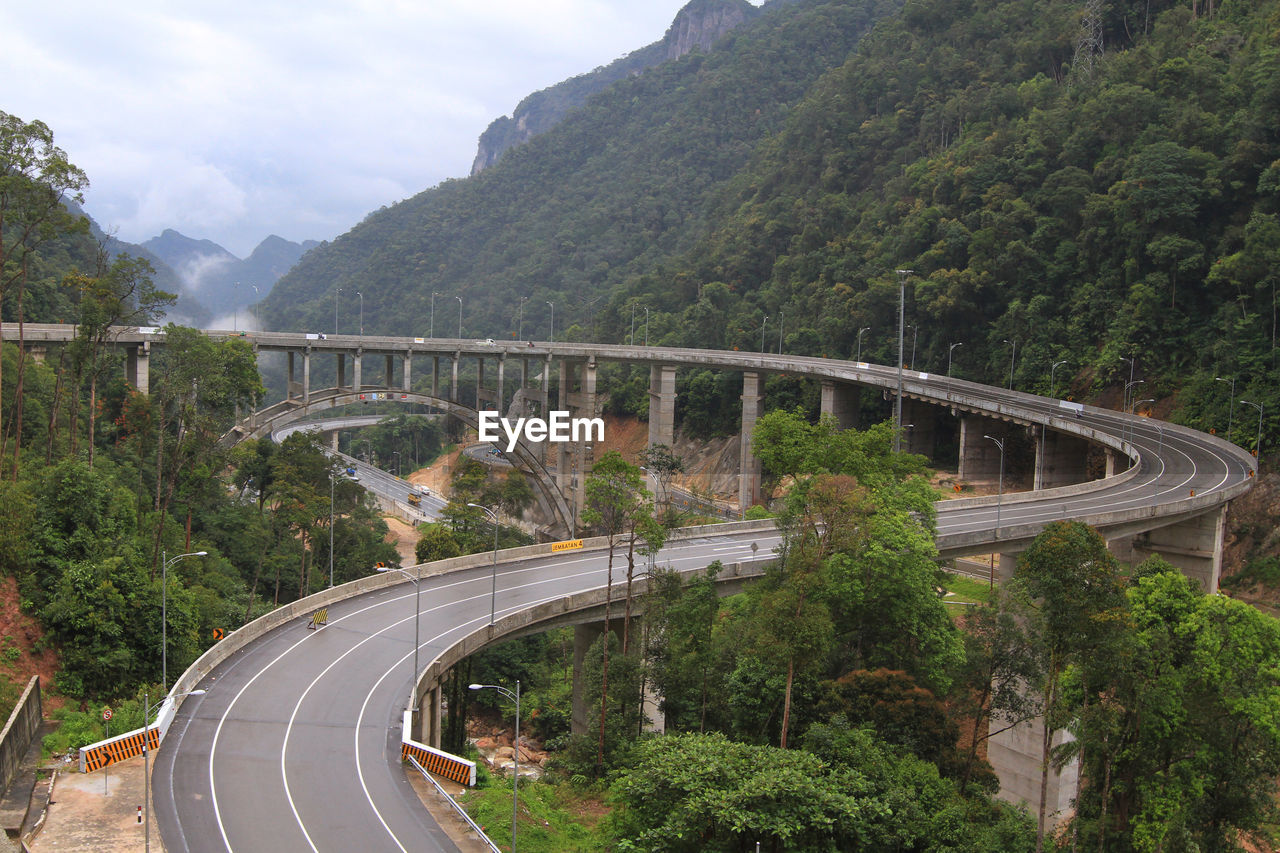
496,355 -> 505,413
353,350 -> 363,392
302,350 -> 310,403
819,380 -> 860,429
402,352 -> 412,391
385,354 -> 394,389
984,548 -> 1079,829
958,416 -> 1013,484
125,343 -> 151,394
451,353 -> 460,403
477,357 -> 487,409
648,365 -> 677,448
1034,429 -> 1090,490
1110,506 -> 1227,592
336,353 -> 347,390
287,351 -> 298,401
739,371 -> 764,512
571,623 -> 602,736
901,398 -> 936,459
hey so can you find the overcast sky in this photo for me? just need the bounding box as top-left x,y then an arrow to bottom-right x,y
3,1 -> 745,257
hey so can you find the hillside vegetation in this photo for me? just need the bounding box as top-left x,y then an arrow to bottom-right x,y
265,0 -> 1279,457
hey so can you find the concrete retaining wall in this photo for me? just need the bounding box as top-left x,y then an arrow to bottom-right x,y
0,678 -> 41,793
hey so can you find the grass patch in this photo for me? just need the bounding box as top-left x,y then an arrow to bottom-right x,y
457,775 -> 610,852
940,572 -> 994,607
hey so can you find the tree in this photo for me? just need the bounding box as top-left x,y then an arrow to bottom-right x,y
1062,565 -> 1280,851
0,111 -> 89,475
70,253 -> 175,468
1010,521 -> 1126,851
639,442 -> 685,520
581,450 -> 662,771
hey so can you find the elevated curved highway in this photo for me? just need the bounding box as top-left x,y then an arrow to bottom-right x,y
10,326 -> 1252,848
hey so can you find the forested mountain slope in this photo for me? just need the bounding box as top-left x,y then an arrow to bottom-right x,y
265,0 -> 1280,453
263,0 -> 902,339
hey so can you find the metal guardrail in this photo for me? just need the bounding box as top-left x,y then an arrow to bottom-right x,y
406,755 -> 501,853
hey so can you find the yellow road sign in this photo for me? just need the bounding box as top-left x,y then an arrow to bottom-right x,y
551,539 -> 583,553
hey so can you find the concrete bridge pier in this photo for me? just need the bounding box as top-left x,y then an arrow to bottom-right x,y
336,352 -> 348,391
571,621 -> 624,737
125,342 -> 151,394
819,380 -> 860,429
983,550 -> 1081,827
958,416 -> 1018,485
1034,429 -> 1090,490
648,365 -> 678,495
353,349 -> 363,392
558,359 -> 598,526
739,372 -> 764,512
1107,506 -> 1226,593
901,399 -> 937,459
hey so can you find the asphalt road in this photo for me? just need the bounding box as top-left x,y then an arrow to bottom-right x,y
148,345 -> 1254,853
152,528 -> 783,853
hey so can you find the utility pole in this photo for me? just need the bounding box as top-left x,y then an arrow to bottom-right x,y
894,270 -> 912,453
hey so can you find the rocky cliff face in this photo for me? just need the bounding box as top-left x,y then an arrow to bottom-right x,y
665,0 -> 756,61
471,0 -> 760,175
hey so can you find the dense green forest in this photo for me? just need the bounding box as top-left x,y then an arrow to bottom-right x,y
6,0 -> 1280,847
266,0 -> 1279,453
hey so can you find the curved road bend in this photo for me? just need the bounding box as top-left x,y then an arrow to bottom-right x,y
153,528 -> 784,853
153,350 -> 1254,852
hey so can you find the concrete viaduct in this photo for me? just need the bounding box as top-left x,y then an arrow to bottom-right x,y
11,323 -> 1258,824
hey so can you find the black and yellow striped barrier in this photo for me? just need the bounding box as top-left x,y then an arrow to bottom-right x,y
401,741 -> 476,787
307,608 -> 328,629
79,725 -> 160,772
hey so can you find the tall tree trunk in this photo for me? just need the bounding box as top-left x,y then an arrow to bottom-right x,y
622,535 -> 636,656
88,372 -> 96,468
596,542 -> 615,774
11,267 -> 27,479
780,657 -> 795,749
1036,667 -> 1059,853
46,347 -> 66,464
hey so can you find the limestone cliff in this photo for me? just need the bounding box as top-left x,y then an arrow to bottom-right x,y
471,0 -> 760,175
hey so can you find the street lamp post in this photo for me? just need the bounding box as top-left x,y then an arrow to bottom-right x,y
335,288 -> 342,335
357,291 -> 364,336
948,342 -> 963,377
857,327 -> 870,363
1215,377 -> 1236,440
468,681 -> 521,852
233,281 -> 239,332
143,689 -> 206,853
517,296 -> 527,341
376,565 -> 422,680
546,302 -> 555,344
430,292 -> 439,338
469,503 -> 500,624
644,307 -> 650,346
1003,338 -> 1016,390
1240,399 -> 1264,459
760,315 -> 768,353
777,311 -> 784,354
894,270 -> 912,453
162,550 -> 206,691
1050,360 -> 1068,399
251,284 -> 259,330
984,434 -> 1006,535
910,324 -> 918,370
455,295 -> 463,338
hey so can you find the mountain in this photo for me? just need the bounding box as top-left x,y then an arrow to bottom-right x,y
262,0 -> 1280,451
265,0 -> 898,338
143,229 -> 318,323
471,0 -> 761,174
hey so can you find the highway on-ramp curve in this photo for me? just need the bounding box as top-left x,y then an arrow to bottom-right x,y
153,347 -> 1255,853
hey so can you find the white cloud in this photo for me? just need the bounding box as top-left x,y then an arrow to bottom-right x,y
2,1 -> 756,256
